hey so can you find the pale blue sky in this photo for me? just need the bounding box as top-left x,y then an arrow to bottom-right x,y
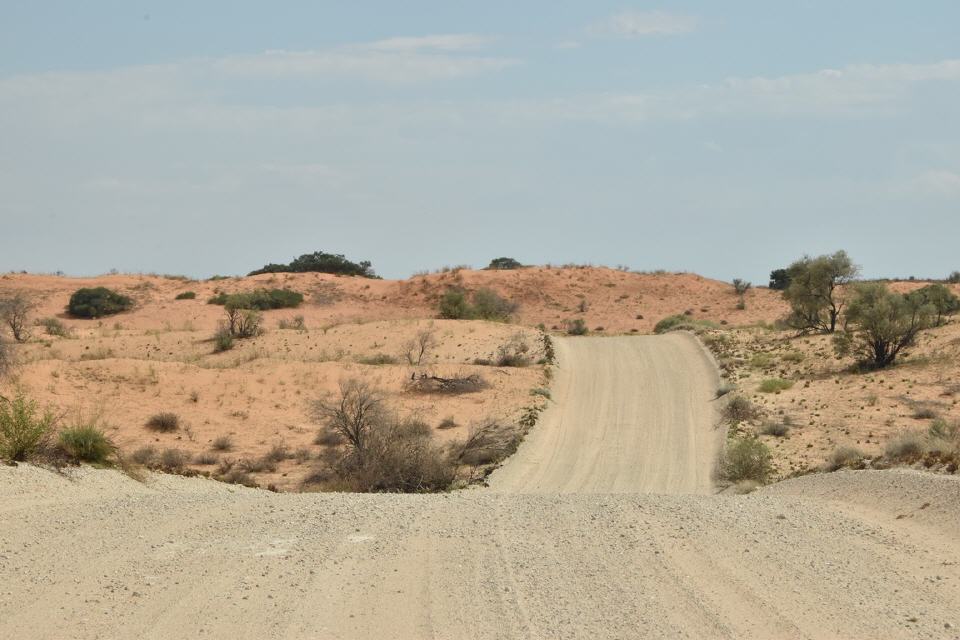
1,1 -> 959,282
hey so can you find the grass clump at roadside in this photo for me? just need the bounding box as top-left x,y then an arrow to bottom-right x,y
0,392 -> 56,461
719,435 -> 773,484
58,425 -> 115,464
720,394 -> 761,424
824,445 -> 865,471
653,315 -> 719,334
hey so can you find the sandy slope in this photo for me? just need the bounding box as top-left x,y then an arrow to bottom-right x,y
488,334 -> 721,493
1,335 -> 959,639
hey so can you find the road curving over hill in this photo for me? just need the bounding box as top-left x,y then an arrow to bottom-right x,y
2,334 -> 960,639
488,333 -> 722,494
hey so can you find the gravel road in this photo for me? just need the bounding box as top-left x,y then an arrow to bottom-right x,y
1,335 -> 958,639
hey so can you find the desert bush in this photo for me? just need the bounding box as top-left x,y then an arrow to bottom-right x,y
929,418 -> 959,441
719,435 -> 772,484
403,327 -> 437,365
145,412 -> 179,432
457,419 -> 521,467
781,351 -> 805,363
913,405 -> 939,420
277,315 -> 306,331
948,271 -> 960,284
885,432 -> 926,461
833,283 -> 934,368
208,288 -> 303,310
721,395 -> 760,424
653,315 -> 718,334
175,291 -> 196,300
760,421 -> 790,437
224,305 -> 263,339
58,426 -> 115,464
437,416 -> 458,429
0,292 -> 34,342
405,373 -> 488,394
130,446 -> 157,465
782,250 -> 858,334
758,378 -> 794,393
0,337 -> 11,379
314,427 -> 346,446
358,353 -> 397,365
495,334 -> 531,367
0,392 -> 56,461
565,318 -> 588,336
159,448 -> 188,471
38,317 -> 71,337
193,452 -> 219,465
768,268 -> 791,291
249,251 -> 376,278
211,435 -> 233,451
264,441 -> 292,463
732,279 -> 751,296
486,257 -> 523,270
213,324 -> 234,352
67,287 -> 133,318
438,289 -> 473,319
312,379 -> 385,455
473,288 -> 517,321
825,445 -> 864,471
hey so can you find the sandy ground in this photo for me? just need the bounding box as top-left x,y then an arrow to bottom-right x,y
2,335 -> 959,638
489,334 -> 721,494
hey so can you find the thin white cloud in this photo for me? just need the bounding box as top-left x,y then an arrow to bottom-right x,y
590,10 -> 700,38
908,170 -> 960,196
362,34 -> 493,52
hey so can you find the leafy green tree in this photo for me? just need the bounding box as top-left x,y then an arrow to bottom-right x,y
833,282 -> 934,368
907,283 -> 960,326
768,269 -> 791,291
486,257 -> 523,270
249,251 -> 376,278
782,251 -> 859,333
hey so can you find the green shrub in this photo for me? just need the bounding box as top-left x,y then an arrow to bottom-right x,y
948,271 -> 960,284
719,435 -> 773,483
929,418 -> 959,440
758,378 -> 794,393
438,289 -> 474,319
825,445 -> 864,471
58,426 -> 115,464
565,318 -> 588,335
472,288 -> 517,321
213,325 -> 234,352
68,287 -> 133,318
653,315 -> 718,334
145,412 -> 179,432
208,288 -> 303,310
0,393 -> 56,461
175,291 -> 196,300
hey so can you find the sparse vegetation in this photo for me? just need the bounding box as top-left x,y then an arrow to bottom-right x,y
403,327 -> 438,365
719,435 -> 773,484
130,446 -> 157,466
760,421 -> 790,437
404,373 -> 488,394
721,395 -> 761,424
213,324 -> 235,352
159,448 -> 188,470
175,291 -> 196,300
438,288 -> 517,321
825,445 -> 865,471
145,412 -> 179,432
211,435 -> 233,451
67,287 -> 133,318
38,317 -> 70,337
0,336 -> 11,378
58,425 -> 115,464
0,392 -> 56,461
758,378 -> 794,393
884,432 -> 926,462
358,353 -> 398,365
494,334 -> 531,367
0,292 -> 34,342
565,318 -> 588,336
249,251 -> 377,278
653,315 -> 717,334
906,283 -> 959,326
208,288 -> 303,310
277,315 -> 306,331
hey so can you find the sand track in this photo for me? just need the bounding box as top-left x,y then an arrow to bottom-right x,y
489,334 -> 721,493
1,335 -> 959,639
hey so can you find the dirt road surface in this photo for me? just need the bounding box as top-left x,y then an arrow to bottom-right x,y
488,334 -> 721,493
1,335 -> 959,639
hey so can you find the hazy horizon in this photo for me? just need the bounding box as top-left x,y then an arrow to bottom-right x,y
2,1 -> 958,284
